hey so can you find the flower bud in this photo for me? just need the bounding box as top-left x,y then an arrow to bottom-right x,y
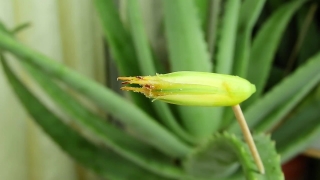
118,71 -> 255,106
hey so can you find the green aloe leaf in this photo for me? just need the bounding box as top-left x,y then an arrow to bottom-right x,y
12,22 -> 31,34
0,30 -> 191,157
126,0 -> 196,144
233,0 -> 266,77
163,0 -> 217,140
215,0 -> 240,75
0,55 -> 174,180
214,0 -> 240,129
297,11 -> 320,64
206,0 -> 221,59
245,0 -> 307,104
183,133 -> 241,180
183,132 -> 283,180
0,22 -> 13,37
93,0 -> 139,76
93,0 -> 156,117
21,61 -> 186,178
126,0 -> 156,76
229,51 -> 320,133
272,99 -> 320,163
193,0 -> 210,31
163,0 -> 211,72
249,134 -> 284,180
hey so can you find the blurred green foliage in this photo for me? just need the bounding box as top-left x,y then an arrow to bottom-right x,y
0,0 -> 320,179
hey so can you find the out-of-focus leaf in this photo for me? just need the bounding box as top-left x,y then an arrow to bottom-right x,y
0,56 -> 174,180
163,0 -> 217,140
0,22 -> 14,38
93,0 -> 139,76
93,0 -> 157,117
248,134 -> 284,180
245,0 -> 307,104
206,0 -> 221,60
297,11 -> 320,64
272,99 -> 320,163
132,0 -> 167,74
264,66 -> 284,90
22,61 -> 186,178
183,133 -> 283,180
183,133 -> 240,180
214,0 -> 240,129
229,51 -> 320,133
127,0 -> 196,144
193,0 -> 210,31
162,0 -> 211,77
12,22 -> 31,34
0,30 -> 191,157
233,0 -> 266,77
215,0 -> 240,75
127,0 -> 156,76
221,0 -> 265,127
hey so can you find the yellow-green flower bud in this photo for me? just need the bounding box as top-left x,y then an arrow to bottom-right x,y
118,71 -> 256,106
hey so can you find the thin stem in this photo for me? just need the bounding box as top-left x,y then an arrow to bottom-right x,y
232,104 -> 265,174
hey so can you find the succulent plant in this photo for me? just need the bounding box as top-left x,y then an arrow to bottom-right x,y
0,0 -> 320,179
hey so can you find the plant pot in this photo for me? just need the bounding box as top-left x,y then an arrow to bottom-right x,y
282,155 -> 308,180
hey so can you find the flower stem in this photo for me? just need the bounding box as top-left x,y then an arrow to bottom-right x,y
232,104 -> 265,174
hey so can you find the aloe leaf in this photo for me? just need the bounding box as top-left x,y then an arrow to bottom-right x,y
206,0 -> 221,60
254,71 -> 320,132
0,30 -> 191,157
0,22 -> 12,37
183,132 -> 283,180
12,22 -> 31,34
233,0 -> 266,77
214,0 -> 240,129
127,0 -> 196,144
245,0 -> 307,104
93,0 -> 139,76
21,61 -> 186,178
193,0 -> 210,31
183,133 -> 241,180
163,0 -> 211,72
297,11 -> 320,64
283,3 -> 318,74
93,0 -> 157,117
272,99 -> 320,163
248,134 -> 283,180
126,0 -> 156,76
163,0 -> 218,139
215,0 -> 240,75
229,51 -> 320,133
0,56 -> 174,180
254,134 -> 283,180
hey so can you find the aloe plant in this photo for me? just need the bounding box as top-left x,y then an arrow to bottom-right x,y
0,0 -> 320,179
